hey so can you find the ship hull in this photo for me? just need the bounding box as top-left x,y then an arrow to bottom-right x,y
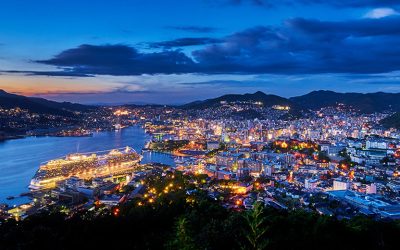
29,147 -> 142,190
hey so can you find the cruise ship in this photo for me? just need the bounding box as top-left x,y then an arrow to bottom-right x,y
29,146 -> 142,190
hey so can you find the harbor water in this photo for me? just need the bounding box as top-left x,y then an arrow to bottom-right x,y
0,126 -> 175,205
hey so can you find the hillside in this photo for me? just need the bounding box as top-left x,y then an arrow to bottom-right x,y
381,112 -> 400,129
290,90 -> 400,113
0,89 -> 92,116
181,90 -> 400,114
1,189 -> 399,250
182,91 -> 294,109
3,89 -> 400,116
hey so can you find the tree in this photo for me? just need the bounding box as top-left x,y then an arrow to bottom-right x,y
166,217 -> 198,250
242,202 -> 269,250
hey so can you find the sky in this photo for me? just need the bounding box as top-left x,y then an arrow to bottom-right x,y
1,0 -> 400,104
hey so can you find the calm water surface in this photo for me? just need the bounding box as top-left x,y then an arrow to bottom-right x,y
0,126 -> 175,205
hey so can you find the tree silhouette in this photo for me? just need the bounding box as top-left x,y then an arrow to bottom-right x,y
242,202 -> 269,250
167,217 -> 198,250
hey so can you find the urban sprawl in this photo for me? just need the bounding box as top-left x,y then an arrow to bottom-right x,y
2,100 -> 400,222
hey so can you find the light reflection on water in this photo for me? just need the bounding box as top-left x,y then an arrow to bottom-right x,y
0,126 -> 175,205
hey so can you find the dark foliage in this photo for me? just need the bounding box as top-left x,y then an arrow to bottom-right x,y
1,194 -> 400,250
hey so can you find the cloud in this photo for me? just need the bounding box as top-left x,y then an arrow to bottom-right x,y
0,70 -> 94,77
148,37 -> 222,48
364,8 -> 399,19
346,71 -> 400,84
166,26 -> 218,33
217,0 -> 400,8
36,44 -> 196,75
303,0 -> 400,8
192,17 -> 400,74
179,80 -> 243,85
226,0 -> 271,6
31,16 -> 400,76
31,89 -> 161,105
178,79 -> 272,88
286,17 -> 400,36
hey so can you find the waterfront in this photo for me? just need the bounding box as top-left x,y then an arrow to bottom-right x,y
0,126 -> 175,205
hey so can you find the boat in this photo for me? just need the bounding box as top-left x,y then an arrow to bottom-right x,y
29,146 -> 142,190
142,140 -> 152,152
174,156 -> 187,165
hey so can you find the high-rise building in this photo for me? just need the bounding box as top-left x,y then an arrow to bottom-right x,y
366,183 -> 377,194
333,179 -> 350,190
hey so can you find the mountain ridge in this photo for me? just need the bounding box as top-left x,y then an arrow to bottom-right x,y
381,112 -> 400,129
181,91 -> 294,109
290,90 -> 400,113
3,89 -> 400,114
0,89 -> 93,116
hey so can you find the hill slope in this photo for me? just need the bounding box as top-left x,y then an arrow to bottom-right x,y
0,89 -> 92,116
182,91 -> 294,109
380,112 -> 400,129
290,90 -> 400,113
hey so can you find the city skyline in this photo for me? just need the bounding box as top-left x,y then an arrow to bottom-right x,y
1,0 -> 400,104
3,2 -> 400,248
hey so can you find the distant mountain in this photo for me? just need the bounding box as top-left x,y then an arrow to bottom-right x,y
182,91 -> 294,109
180,91 -> 307,120
0,89 -> 93,116
380,113 -> 400,129
290,90 -> 400,113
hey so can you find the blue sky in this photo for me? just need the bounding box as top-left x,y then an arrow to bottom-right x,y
1,0 -> 400,104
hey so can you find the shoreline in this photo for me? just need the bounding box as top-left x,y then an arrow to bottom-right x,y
0,126 -> 145,205
0,127 -> 121,143
145,149 -> 190,157
0,126 -> 176,205
0,135 -> 26,142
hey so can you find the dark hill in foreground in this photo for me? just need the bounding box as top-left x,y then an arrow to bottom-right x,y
0,194 -> 399,250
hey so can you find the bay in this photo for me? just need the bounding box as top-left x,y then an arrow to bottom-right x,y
0,126 -> 175,205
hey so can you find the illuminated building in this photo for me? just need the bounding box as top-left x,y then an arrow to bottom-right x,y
366,183 -> 377,194
305,179 -> 319,190
333,179 -> 350,191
